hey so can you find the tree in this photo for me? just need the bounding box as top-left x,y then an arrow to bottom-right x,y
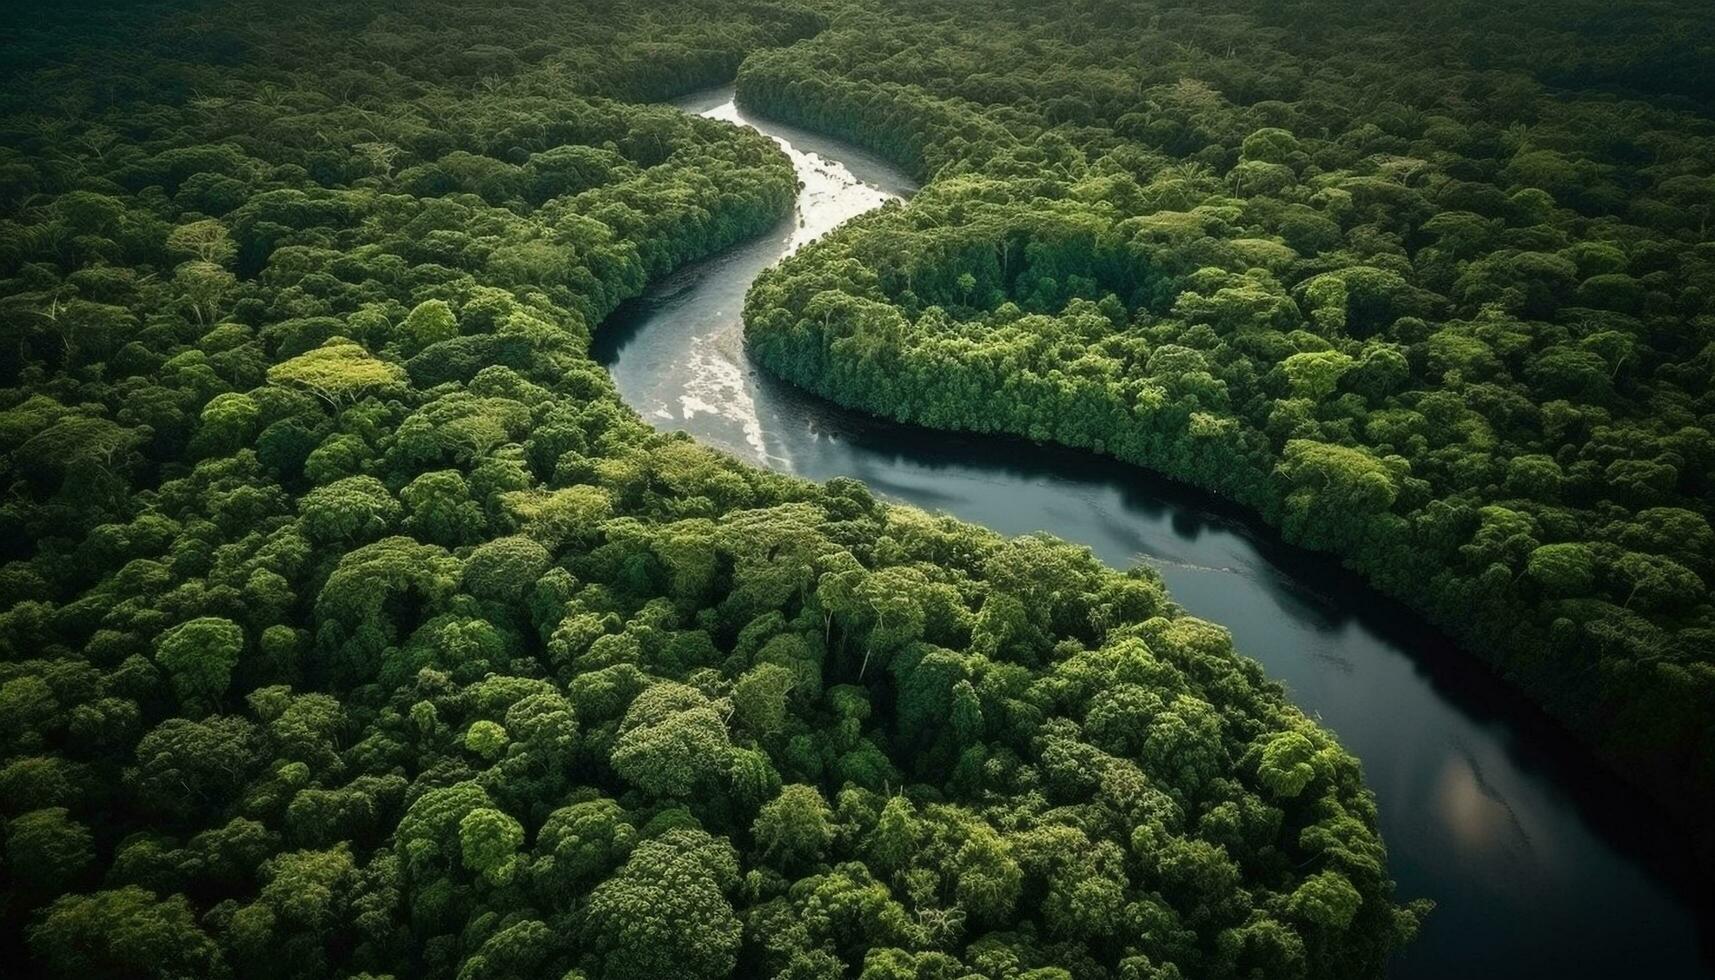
401,470 -> 488,546
464,720 -> 510,760
457,918 -> 559,980
167,218 -> 237,266
174,260 -> 238,326
1276,440 -> 1402,549
868,796 -> 919,876
400,299 -> 460,354
1281,351 -> 1356,401
268,341 -> 407,406
1615,552 -> 1702,613
6,807 -> 94,895
397,780 -> 494,881
753,784 -> 834,869
15,414 -> 143,483
952,823 -> 1022,924
733,662 -> 797,735
1525,543 -> 1595,597
128,715 -> 261,817
533,797 -> 637,892
28,887 -> 223,978
258,844 -> 357,932
583,829 -> 741,980
1241,127 -> 1301,164
314,537 -> 463,659
609,683 -> 732,798
299,476 -> 401,543
1256,731 -> 1318,799
463,535 -> 552,603
196,392 -> 262,455
1288,869 -> 1364,930
460,807 -> 525,885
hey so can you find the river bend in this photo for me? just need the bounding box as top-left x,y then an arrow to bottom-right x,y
593,85 -> 1714,979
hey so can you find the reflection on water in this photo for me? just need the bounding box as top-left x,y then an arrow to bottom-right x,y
595,89 -> 902,468
596,86 -> 1715,979
1437,746 -> 1532,864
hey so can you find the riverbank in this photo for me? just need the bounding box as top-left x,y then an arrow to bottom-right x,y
597,84 -> 1715,979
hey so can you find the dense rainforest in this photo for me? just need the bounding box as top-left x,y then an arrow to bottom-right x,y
0,1 -> 1427,978
739,0 -> 1715,850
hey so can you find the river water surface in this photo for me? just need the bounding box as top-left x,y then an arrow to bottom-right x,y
594,85 -> 1714,978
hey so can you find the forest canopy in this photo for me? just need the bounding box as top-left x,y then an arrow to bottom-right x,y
739,0 -> 1715,850
0,1 -> 1425,978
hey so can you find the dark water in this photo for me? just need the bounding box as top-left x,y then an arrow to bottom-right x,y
594,86 -> 1715,978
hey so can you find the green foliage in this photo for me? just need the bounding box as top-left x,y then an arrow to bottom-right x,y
464,720 -> 510,760
153,616 -> 245,707
610,683 -> 733,797
534,798 -> 637,890
583,829 -> 742,980
738,0 -> 1715,854
459,807 -> 525,885
401,299 -> 460,354
267,342 -> 407,406
1257,731 -> 1318,800
0,1 -> 1429,977
27,887 -> 223,978
463,535 -> 552,603
299,476 -> 401,543
5,807 -> 94,895
752,783 -> 834,869
1289,871 -> 1365,931
1527,543 -> 1597,597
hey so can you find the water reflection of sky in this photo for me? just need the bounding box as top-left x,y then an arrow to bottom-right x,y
597,94 -> 909,474
596,87 -> 1715,979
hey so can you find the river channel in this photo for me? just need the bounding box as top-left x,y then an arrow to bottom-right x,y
593,84 -> 1714,979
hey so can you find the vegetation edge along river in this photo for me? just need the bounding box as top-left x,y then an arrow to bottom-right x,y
0,2 -> 1437,977
733,0 -> 1715,864
602,83 -> 1714,979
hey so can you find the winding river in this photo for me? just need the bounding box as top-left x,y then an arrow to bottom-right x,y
594,85 -> 1715,978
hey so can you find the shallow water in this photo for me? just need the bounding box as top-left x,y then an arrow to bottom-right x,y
594,85 -> 1715,979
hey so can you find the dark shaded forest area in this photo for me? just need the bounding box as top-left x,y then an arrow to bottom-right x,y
0,2 -> 1434,978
